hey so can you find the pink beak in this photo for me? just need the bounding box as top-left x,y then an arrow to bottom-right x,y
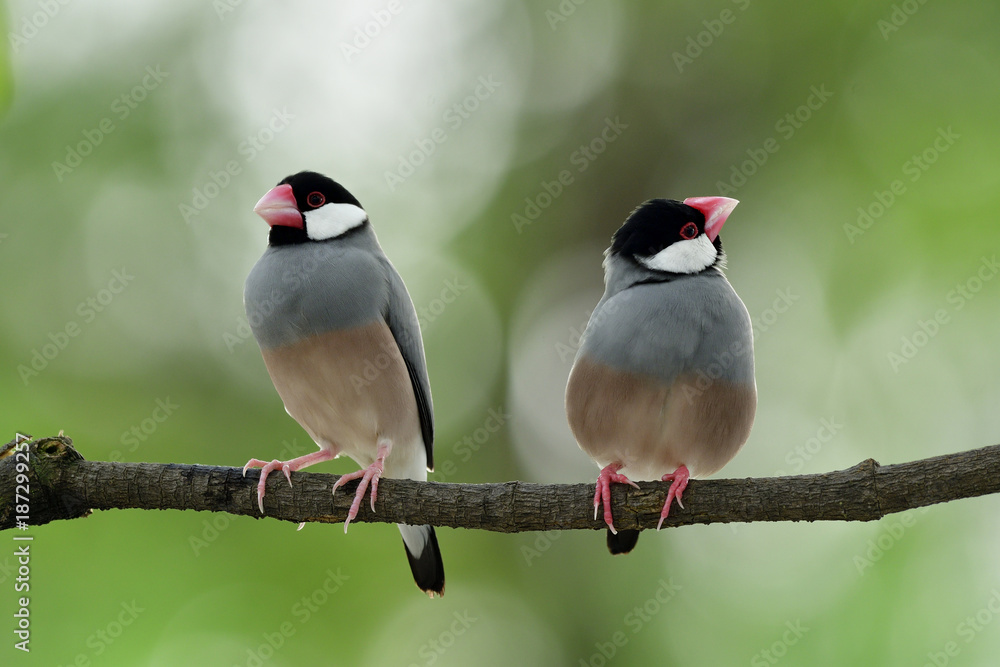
253,184 -> 303,229
683,196 -> 739,242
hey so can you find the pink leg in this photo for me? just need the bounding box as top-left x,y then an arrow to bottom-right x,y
594,462 -> 640,535
243,449 -> 334,514
657,465 -> 690,530
331,440 -> 392,533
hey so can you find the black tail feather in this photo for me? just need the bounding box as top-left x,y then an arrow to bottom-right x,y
607,528 -> 640,555
400,524 -> 445,597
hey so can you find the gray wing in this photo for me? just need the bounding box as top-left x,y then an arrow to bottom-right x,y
382,262 -> 435,469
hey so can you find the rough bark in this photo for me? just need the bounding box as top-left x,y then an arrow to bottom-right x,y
2,436 -> 999,533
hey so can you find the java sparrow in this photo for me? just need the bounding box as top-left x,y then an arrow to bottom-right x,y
241,171 -> 444,596
565,197 -> 756,555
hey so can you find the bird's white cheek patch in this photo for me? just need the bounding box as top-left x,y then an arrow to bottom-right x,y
639,235 -> 717,274
304,203 -> 368,241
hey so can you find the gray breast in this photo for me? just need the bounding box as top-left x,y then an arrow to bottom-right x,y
244,237 -> 388,350
579,270 -> 755,388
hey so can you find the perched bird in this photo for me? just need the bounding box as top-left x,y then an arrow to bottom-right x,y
565,197 -> 756,554
241,171 -> 444,596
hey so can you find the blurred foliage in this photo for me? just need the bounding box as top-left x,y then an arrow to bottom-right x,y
2,1 -> 1000,666
0,2 -> 12,115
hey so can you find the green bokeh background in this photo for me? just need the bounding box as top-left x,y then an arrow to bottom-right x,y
3,1 -> 1000,665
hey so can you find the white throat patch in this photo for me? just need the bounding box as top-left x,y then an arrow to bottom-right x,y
304,203 -> 368,241
638,235 -> 717,274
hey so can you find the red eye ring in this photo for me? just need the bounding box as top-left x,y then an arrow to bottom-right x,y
306,192 -> 325,208
679,222 -> 699,240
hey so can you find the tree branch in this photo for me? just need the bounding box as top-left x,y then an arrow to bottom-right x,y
2,436 -> 999,533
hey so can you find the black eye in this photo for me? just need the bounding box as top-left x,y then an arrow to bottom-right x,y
306,192 -> 325,208
679,222 -> 698,240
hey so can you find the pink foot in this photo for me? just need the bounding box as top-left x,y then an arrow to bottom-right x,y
331,441 -> 391,532
243,449 -> 334,514
594,462 -> 640,535
657,465 -> 690,530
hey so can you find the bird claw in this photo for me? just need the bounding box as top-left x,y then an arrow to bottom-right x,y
242,458 -> 266,478
656,465 -> 690,530
332,443 -> 389,532
242,450 -> 335,515
593,463 -> 638,535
